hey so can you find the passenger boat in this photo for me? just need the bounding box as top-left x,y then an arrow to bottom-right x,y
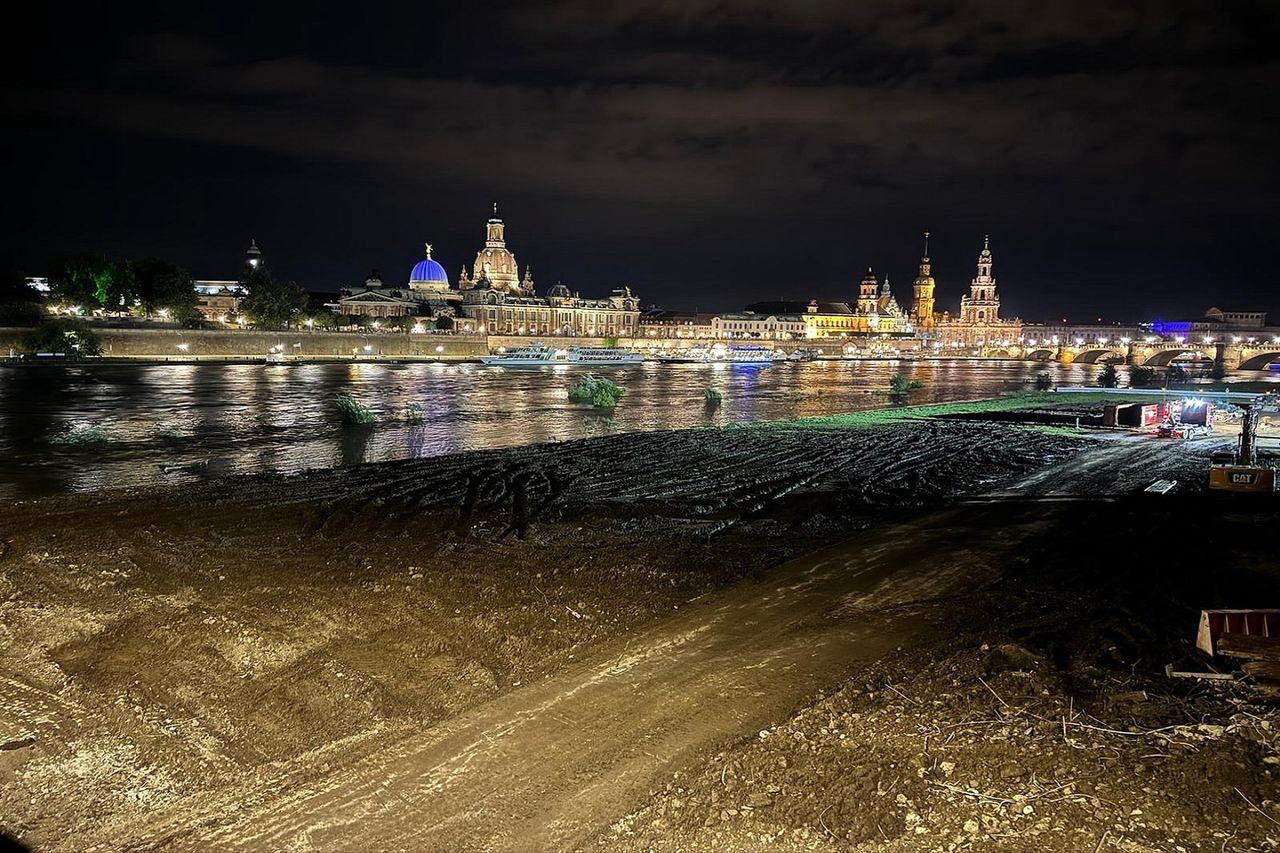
655,344 -> 779,365
480,343 -> 644,366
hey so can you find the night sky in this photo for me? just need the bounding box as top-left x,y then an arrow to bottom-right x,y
5,1 -> 1279,322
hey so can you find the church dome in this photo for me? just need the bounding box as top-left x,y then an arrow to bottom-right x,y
546,283 -> 571,299
409,243 -> 448,285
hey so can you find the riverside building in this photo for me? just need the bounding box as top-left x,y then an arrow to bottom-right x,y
932,236 -> 1023,349
329,208 -> 642,336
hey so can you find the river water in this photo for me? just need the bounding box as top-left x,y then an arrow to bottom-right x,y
0,358 -> 1251,499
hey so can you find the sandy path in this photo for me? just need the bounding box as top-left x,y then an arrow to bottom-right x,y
95,502 -> 1059,853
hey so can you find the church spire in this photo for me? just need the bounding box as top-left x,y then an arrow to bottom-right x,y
911,230 -> 936,329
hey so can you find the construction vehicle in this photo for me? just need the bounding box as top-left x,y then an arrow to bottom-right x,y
1209,403 -> 1276,493
1158,399 -> 1213,439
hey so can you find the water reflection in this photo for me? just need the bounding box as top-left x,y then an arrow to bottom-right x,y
2,359 -> 1272,498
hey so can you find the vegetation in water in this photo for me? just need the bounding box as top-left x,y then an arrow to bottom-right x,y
888,374 -> 925,398
704,387 -> 722,406
568,375 -> 625,409
1166,364 -> 1188,383
1128,366 -> 1155,388
336,394 -> 377,425
51,423 -> 110,446
404,402 -> 425,424
1034,372 -> 1054,391
1097,362 -> 1119,388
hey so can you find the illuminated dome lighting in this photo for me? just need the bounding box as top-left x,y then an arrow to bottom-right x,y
410,243 -> 449,284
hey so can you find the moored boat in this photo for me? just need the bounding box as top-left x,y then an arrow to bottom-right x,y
655,344 -> 778,365
480,342 -> 644,366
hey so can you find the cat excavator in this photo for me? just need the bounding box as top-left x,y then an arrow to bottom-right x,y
1209,400 -> 1276,492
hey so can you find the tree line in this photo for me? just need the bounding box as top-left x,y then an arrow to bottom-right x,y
2,255 -> 313,330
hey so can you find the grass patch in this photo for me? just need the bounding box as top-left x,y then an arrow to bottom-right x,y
336,394 -> 377,425
755,392 -> 1131,430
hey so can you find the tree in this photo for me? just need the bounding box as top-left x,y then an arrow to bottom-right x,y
1097,362 -> 1119,388
1129,366 -> 1155,388
1166,363 -> 1187,383
0,273 -> 45,326
48,255 -> 136,311
239,268 -> 308,329
19,318 -> 103,356
129,258 -> 198,321
434,314 -> 454,330
301,309 -> 338,328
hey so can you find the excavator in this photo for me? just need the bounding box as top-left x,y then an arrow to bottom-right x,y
1209,400 -> 1276,493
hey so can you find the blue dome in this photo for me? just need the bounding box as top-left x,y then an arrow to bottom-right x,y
410,257 -> 448,284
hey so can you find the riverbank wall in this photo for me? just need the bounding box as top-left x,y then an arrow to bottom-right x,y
0,327 -> 491,362
0,326 -> 925,363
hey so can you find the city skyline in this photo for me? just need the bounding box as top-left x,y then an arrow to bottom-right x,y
5,2 -> 1279,322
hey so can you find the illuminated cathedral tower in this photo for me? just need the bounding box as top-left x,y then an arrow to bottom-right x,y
911,231 -> 936,328
857,267 -> 879,314
959,235 -> 1000,323
459,204 -> 529,295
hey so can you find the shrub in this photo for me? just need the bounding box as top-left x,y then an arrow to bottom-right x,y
568,374 -> 624,409
1129,366 -> 1155,388
1097,362 -> 1119,388
1166,364 -> 1187,383
19,318 -> 103,356
404,402 -> 425,424
336,393 -> 377,425
0,301 -> 45,326
889,374 -> 924,396
704,387 -> 722,405
1034,372 -> 1054,391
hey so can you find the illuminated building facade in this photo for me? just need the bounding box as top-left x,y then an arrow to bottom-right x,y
458,206 -> 532,296
461,283 -> 640,337
330,245 -> 464,319
935,236 -> 1022,348
711,311 -> 806,340
193,239 -> 258,320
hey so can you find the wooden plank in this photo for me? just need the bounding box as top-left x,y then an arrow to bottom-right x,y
1242,660 -> 1280,682
1217,633 -> 1280,661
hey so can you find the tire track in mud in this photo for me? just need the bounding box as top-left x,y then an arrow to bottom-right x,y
97,504 -> 1065,853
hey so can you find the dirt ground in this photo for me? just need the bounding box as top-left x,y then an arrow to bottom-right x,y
0,406 -> 1276,851
602,496 -> 1280,853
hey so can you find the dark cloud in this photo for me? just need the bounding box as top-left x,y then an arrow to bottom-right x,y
4,0 -> 1279,320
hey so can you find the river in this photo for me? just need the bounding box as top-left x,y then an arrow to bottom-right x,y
0,358 -> 1260,499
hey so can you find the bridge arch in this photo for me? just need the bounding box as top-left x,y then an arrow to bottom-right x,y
1141,349 -> 1208,367
1073,348 -> 1126,364
1237,350 -> 1280,370
1027,348 -> 1056,361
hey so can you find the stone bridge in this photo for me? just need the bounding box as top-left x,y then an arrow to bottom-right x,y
1020,342 -> 1280,370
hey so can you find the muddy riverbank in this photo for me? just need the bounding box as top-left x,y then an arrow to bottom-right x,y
1,402 -> 1273,851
